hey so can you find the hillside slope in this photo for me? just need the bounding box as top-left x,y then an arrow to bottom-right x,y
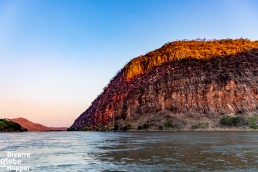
11,118 -> 67,131
70,39 -> 258,131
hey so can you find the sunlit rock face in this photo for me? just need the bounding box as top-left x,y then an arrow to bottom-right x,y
70,39 -> 258,130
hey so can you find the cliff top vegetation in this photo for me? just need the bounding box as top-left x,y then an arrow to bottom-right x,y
124,39 -> 258,79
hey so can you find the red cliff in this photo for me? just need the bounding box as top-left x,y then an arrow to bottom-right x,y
70,39 -> 258,131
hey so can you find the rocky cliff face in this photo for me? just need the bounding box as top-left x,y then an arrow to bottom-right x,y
70,39 -> 258,130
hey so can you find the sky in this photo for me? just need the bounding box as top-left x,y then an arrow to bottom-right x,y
0,0 -> 258,127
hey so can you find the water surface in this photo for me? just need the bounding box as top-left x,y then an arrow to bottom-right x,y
0,131 -> 258,171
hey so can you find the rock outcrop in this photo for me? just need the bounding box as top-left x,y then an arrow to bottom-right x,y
70,39 -> 258,130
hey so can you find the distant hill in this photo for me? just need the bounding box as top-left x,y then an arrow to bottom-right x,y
69,39 -> 258,131
10,118 -> 67,131
0,119 -> 28,132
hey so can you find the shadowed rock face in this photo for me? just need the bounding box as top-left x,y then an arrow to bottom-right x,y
70,39 -> 258,130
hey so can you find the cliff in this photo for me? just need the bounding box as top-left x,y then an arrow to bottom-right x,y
70,39 -> 258,131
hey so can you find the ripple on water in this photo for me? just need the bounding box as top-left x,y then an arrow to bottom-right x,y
0,131 -> 258,171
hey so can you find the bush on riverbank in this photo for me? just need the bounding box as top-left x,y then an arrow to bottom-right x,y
164,119 -> 173,128
219,116 -> 242,126
219,115 -> 258,129
248,116 -> 258,129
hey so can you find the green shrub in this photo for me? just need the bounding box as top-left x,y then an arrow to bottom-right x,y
204,122 -> 209,128
220,116 -> 241,126
231,117 -> 241,126
192,124 -> 199,129
220,116 -> 231,126
192,122 -> 209,129
248,116 -> 258,129
123,124 -> 132,131
164,119 -> 173,128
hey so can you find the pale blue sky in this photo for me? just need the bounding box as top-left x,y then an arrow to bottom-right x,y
0,0 -> 258,127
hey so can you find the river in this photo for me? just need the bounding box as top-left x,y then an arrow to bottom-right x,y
0,131 -> 258,171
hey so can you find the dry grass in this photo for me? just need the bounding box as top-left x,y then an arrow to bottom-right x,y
124,39 -> 258,79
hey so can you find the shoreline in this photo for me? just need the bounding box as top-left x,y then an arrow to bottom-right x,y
67,127 -> 258,132
1,127 -> 258,132
126,127 -> 258,132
